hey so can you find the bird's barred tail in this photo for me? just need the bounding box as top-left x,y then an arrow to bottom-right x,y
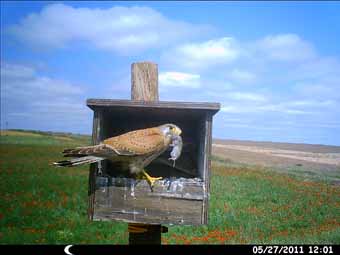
62,145 -> 106,157
53,156 -> 103,167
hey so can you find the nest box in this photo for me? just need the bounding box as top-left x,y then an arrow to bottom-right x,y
87,99 -> 220,225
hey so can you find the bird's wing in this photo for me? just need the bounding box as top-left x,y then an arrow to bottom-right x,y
103,127 -> 168,156
63,144 -> 122,158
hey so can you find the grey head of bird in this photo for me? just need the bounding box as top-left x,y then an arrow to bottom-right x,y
158,123 -> 182,138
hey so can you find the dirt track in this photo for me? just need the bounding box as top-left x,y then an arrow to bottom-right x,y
212,139 -> 340,171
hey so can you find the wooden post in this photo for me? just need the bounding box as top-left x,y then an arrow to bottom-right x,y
131,62 -> 159,101
128,61 -> 162,245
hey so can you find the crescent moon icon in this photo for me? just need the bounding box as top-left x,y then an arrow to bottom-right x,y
64,245 -> 74,255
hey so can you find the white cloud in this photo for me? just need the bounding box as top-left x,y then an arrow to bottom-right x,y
288,100 -> 336,107
257,104 -> 311,115
220,98 -> 337,115
1,63 -> 84,99
7,3 -> 212,54
1,63 -> 36,78
229,69 -> 256,83
161,34 -> 316,72
159,71 -> 201,88
160,33 -> 339,120
220,104 -> 310,115
1,63 -> 90,132
255,34 -> 316,62
226,92 -> 266,102
223,123 -> 283,131
162,37 -> 240,70
220,105 -> 241,113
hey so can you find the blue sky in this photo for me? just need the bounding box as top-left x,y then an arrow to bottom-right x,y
1,1 -> 340,145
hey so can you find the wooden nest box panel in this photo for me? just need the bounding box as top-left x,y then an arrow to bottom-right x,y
87,99 -> 220,225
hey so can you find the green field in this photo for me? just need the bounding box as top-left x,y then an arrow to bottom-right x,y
0,130 -> 339,244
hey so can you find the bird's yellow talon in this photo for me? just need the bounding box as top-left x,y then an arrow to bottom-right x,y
138,170 -> 162,191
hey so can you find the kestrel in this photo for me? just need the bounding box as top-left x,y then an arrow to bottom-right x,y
54,124 -> 182,190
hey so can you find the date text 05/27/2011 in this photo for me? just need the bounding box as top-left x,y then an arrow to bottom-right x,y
252,245 -> 334,254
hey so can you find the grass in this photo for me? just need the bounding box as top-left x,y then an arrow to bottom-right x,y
0,130 -> 339,244
166,162 -> 340,244
0,130 -> 90,146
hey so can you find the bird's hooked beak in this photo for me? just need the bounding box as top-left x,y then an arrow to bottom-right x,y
173,127 -> 182,136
